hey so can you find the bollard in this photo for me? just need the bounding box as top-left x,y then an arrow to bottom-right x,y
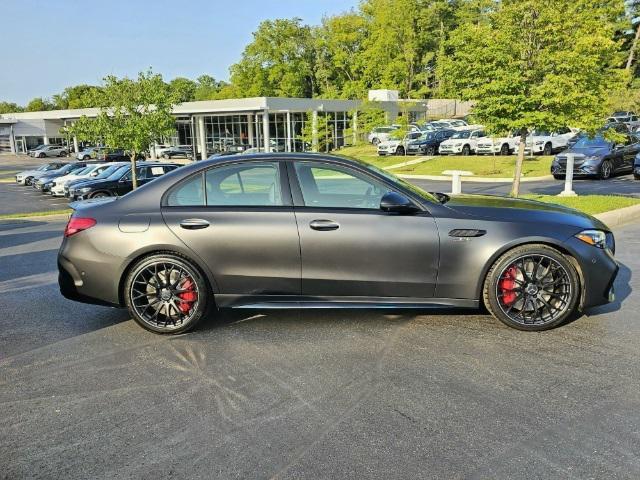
443,170 -> 474,195
558,153 -> 577,197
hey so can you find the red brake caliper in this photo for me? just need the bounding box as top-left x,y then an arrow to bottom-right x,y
177,278 -> 198,314
499,266 -> 518,305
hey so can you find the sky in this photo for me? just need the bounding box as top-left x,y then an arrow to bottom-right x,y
0,0 -> 358,105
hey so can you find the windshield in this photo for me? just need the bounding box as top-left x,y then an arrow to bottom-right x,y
74,166 -> 94,175
106,166 -> 129,181
531,130 -> 550,137
57,164 -> 76,174
573,135 -> 611,148
96,164 -> 125,179
451,131 -> 471,139
417,132 -> 435,141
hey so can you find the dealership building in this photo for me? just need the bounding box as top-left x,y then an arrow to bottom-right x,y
0,92 -> 471,158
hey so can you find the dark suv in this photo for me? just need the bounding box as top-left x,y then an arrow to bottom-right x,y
67,162 -> 179,200
551,132 -> 639,180
406,129 -> 456,155
96,149 -> 146,162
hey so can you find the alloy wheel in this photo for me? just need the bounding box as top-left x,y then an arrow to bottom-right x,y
495,254 -> 572,327
129,261 -> 200,331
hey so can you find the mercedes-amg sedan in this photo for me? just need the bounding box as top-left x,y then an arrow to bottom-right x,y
58,153 -> 618,334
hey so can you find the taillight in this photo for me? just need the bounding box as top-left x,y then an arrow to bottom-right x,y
64,217 -> 96,237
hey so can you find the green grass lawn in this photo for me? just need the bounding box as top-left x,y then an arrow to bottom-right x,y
522,195 -> 640,215
338,145 -> 553,178
0,209 -> 72,220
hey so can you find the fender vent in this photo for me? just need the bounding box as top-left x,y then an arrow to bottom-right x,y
449,229 -> 486,238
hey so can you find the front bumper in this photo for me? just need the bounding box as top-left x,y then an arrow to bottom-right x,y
477,145 -> 501,154
567,236 -> 619,309
439,145 -> 464,154
551,164 -> 599,177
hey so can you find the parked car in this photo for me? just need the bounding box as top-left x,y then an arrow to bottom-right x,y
76,147 -> 107,160
58,152 -> 618,334
377,131 -> 423,156
153,144 -> 172,157
60,163 -> 130,197
162,145 -> 194,159
476,133 -> 519,155
33,163 -> 90,193
438,129 -> 486,155
29,145 -> 68,158
27,145 -> 46,156
50,163 -> 115,196
551,132 -> 639,180
634,153 -> 640,179
368,126 -> 398,145
406,129 -> 456,155
66,162 -> 179,200
96,149 -> 145,162
520,128 -> 576,155
15,162 -> 68,185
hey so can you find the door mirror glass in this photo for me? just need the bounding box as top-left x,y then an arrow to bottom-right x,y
380,191 -> 419,214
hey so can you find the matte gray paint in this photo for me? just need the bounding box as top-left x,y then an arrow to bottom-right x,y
58,153 -> 618,313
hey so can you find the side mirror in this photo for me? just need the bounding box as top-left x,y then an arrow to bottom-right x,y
380,191 -> 420,214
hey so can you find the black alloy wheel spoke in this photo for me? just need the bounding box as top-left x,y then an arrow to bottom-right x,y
496,254 -> 571,326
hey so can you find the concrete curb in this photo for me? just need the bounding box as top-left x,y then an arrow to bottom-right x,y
399,174 -> 554,183
594,203 -> 640,229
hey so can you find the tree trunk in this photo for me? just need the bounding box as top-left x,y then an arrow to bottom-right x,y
131,151 -> 138,189
627,21 -> 640,72
511,130 -> 527,197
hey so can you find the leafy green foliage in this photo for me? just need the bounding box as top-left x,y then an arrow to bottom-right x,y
348,101 -> 386,144
298,111 -> 333,152
0,101 -> 23,114
68,70 -> 179,188
437,0 -> 626,195
25,97 -> 55,112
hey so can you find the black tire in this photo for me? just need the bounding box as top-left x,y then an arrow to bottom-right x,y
396,146 -> 405,156
543,143 -> 553,156
25,177 -> 33,185
372,138 -> 380,145
553,174 -> 565,180
500,143 -> 510,156
599,160 -> 613,180
425,145 -> 436,156
162,153 -> 169,159
124,253 -> 211,334
483,244 -> 580,331
38,152 -> 46,158
82,155 -> 91,160
462,144 -> 471,155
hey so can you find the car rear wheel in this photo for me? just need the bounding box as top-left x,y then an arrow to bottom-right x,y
425,145 -> 436,156
599,160 -> 613,180
483,245 -> 580,331
500,144 -> 510,155
462,144 -> 471,155
124,253 -> 211,334
543,143 -> 553,156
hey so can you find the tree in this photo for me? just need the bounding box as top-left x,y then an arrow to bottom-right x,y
229,18 -> 317,97
25,97 -> 54,112
52,85 -> 103,109
169,77 -> 197,103
438,0 -> 625,196
298,111 -> 334,152
193,75 -> 229,100
68,70 -> 179,189
348,100 -> 387,144
0,101 -> 23,114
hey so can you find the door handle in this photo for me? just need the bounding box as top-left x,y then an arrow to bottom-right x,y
180,218 -> 210,230
309,219 -> 340,231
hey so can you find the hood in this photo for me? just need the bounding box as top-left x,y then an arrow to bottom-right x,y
72,178 -> 114,189
556,146 -> 610,158
442,194 -> 608,231
378,140 -> 401,147
17,169 -> 43,177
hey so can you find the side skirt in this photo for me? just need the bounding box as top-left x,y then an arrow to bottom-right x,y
216,294 -> 478,310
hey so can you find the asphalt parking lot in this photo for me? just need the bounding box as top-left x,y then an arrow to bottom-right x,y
1,216 -> 639,479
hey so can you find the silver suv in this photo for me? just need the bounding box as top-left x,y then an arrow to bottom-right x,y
30,145 -> 68,158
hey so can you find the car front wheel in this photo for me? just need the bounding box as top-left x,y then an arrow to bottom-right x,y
462,144 -> 471,155
396,146 -> 405,156
124,253 -> 211,334
483,245 -> 580,331
543,143 -> 553,156
599,160 -> 613,180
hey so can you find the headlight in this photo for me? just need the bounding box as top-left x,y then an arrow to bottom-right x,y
583,156 -> 600,163
575,229 -> 606,248
79,187 -> 92,193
